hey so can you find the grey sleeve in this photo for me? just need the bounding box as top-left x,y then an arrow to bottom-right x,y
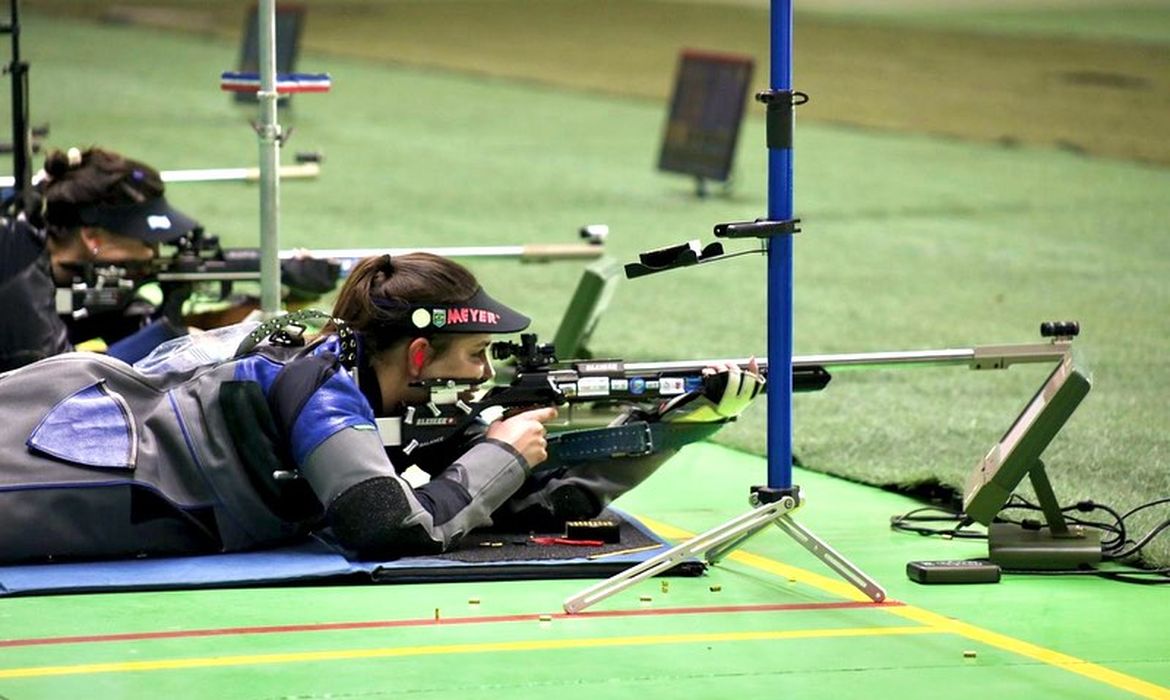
300,426 -> 529,557
298,425 -> 404,508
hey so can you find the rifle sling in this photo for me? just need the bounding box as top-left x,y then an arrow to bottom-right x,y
546,422 -> 654,463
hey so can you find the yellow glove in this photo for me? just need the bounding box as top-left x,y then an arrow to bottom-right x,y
660,363 -> 765,424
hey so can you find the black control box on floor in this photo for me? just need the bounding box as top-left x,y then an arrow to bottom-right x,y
907,560 -> 1002,584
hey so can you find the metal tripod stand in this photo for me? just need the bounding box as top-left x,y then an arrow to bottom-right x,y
564,486 -> 885,613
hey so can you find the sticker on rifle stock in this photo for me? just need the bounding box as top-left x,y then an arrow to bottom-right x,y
610,378 -> 629,392
577,361 -> 623,374
577,377 -> 611,398
659,377 -> 686,395
629,378 -> 646,395
413,417 -> 458,427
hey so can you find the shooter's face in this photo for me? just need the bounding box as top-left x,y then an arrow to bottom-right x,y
89,229 -> 159,263
422,333 -> 495,386
48,228 -> 160,285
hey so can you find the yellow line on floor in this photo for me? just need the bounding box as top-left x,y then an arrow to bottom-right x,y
635,514 -> 1170,700
0,626 -> 934,679
887,606 -> 1170,700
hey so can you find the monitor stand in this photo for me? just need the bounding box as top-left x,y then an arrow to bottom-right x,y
694,176 -> 735,199
987,459 -> 1102,570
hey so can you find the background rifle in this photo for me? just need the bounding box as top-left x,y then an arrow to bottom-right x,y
57,229 -> 608,327
54,228 -> 340,326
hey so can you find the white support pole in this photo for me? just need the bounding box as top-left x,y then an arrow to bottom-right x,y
257,0 -> 282,318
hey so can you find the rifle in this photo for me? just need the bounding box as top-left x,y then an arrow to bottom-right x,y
389,333 -> 825,455
54,228 -> 338,325
56,228 -> 608,326
388,321 -> 1079,454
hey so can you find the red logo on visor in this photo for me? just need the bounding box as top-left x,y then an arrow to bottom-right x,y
447,308 -> 499,326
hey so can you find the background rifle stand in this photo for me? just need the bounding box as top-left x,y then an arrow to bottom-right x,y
563,485 -> 885,613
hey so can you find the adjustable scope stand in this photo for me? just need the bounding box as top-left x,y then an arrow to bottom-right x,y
2,0 -> 31,212
564,138 -> 884,614
566,5 -> 884,610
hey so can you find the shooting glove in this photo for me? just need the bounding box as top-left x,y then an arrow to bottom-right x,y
657,366 -> 765,424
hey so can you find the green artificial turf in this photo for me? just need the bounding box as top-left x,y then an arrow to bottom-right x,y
34,0 -> 1170,165
6,7 -> 1170,568
802,2 -> 1170,46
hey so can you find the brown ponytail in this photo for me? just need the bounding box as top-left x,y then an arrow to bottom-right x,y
331,253 -> 481,356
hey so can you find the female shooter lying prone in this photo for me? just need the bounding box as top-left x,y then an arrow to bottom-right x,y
0,253 -> 763,564
0,146 -> 204,372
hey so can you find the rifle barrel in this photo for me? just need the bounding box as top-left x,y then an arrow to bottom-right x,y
290,245 -> 603,274
156,163 -> 320,183
621,342 -> 1070,375
8,164 -> 321,189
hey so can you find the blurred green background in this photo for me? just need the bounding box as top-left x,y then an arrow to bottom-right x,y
10,1 -> 1170,564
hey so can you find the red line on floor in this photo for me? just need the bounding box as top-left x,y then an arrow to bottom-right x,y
1,600 -> 901,648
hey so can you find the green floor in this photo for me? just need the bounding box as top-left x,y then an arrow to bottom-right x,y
2,444 -> 1168,699
3,4 -> 1169,697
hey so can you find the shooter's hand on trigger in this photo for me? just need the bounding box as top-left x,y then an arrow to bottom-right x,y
485,406 -> 558,470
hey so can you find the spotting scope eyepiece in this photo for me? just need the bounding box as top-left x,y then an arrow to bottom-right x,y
1040,321 -> 1079,338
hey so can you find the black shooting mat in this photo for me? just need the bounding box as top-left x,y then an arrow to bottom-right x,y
370,509 -> 705,583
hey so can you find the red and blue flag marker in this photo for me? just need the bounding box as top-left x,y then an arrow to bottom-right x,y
220,71 -> 332,94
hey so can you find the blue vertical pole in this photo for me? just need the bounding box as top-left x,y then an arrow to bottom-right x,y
766,0 -> 794,489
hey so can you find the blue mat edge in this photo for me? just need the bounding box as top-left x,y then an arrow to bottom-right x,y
0,508 -> 676,596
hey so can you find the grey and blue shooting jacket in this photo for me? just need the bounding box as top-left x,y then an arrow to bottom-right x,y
0,337 -> 534,564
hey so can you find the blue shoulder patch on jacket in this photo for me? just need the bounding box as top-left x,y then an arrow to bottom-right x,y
290,368 -> 375,465
27,381 -> 137,469
232,353 -> 284,390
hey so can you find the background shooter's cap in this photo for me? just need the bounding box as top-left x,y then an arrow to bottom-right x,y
405,287 -> 531,334
74,195 -> 200,244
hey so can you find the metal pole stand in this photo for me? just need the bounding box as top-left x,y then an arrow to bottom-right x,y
563,485 -> 884,613
564,0 -> 885,614
219,3 -> 331,320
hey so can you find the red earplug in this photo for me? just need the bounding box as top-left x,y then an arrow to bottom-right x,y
412,349 -> 426,371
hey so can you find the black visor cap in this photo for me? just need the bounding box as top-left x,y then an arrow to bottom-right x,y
77,195 -> 200,244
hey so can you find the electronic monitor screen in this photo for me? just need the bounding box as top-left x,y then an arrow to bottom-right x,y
657,50 -> 754,182
962,353 -> 1091,525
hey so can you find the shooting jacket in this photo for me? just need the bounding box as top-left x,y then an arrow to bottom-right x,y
0,216 -> 70,371
0,337 -> 530,564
